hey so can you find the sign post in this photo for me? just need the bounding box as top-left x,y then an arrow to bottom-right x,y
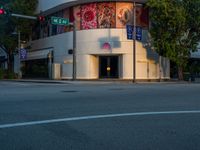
50,17 -> 76,80
133,2 -> 136,83
126,3 -> 143,83
73,21 -> 76,80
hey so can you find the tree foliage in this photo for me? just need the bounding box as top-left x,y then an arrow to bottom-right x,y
0,0 -> 38,71
146,0 -> 200,80
11,0 -> 38,36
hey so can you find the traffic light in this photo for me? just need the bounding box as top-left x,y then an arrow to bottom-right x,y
0,8 -> 5,15
0,5 -> 8,15
38,16 -> 45,22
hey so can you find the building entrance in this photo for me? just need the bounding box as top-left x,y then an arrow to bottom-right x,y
99,56 -> 119,78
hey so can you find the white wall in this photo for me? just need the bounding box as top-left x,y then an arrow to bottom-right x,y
29,28 -> 170,80
37,0 -> 75,13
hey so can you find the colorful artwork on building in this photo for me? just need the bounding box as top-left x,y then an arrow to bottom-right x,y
136,6 -> 149,28
81,3 -> 97,30
63,8 -> 71,32
73,5 -> 81,30
35,2 -> 150,39
116,3 -> 133,28
97,2 -> 116,28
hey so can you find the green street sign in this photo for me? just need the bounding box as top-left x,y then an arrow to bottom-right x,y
51,17 -> 69,26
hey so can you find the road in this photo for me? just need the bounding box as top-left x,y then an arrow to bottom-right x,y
0,81 -> 200,150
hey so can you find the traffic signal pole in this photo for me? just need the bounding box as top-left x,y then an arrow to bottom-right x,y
6,11 -> 74,80
11,13 -> 37,20
9,13 -> 37,78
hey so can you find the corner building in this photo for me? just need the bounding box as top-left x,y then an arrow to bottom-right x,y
24,0 -> 170,80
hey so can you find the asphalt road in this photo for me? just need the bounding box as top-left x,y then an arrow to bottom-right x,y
0,81 -> 200,150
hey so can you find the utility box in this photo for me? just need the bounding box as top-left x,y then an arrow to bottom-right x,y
52,63 -> 61,80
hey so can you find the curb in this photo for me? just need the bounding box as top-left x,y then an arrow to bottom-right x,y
1,79 -> 199,84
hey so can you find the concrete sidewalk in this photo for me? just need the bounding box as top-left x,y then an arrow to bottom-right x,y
1,79 -> 123,84
1,78 -> 200,84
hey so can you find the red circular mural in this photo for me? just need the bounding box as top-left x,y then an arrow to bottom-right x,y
83,10 -> 95,22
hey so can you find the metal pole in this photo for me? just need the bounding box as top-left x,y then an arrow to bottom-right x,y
48,52 -> 52,79
133,2 -> 136,83
18,31 -> 21,78
18,31 -> 20,53
159,55 -> 162,82
73,21 -> 76,80
11,13 -> 37,20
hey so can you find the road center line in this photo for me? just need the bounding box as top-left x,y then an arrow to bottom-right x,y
1,110 -> 200,129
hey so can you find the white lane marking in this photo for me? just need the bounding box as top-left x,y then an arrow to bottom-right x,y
1,110 -> 200,129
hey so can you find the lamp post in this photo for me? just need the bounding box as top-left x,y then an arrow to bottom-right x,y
133,2 -> 136,83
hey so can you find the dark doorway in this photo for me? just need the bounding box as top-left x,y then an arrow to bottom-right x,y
22,58 -> 49,78
99,56 -> 119,78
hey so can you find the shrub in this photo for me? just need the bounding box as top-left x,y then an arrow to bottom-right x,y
7,72 -> 15,79
0,69 -> 3,79
183,72 -> 190,81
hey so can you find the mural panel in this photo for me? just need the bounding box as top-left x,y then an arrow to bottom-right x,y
97,2 -> 116,28
63,8 -> 70,32
136,6 -> 149,28
73,5 -> 81,30
81,3 -> 97,30
116,2 -> 133,28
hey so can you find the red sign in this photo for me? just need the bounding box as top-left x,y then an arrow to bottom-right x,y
102,42 -> 111,50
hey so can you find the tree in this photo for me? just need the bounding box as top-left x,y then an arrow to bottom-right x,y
0,0 -> 38,72
146,0 -> 200,80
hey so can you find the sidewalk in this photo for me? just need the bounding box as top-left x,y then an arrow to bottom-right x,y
1,78 -> 200,84
1,79 -> 122,84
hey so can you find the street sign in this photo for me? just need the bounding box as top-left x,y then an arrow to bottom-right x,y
20,48 -> 27,60
136,26 -> 142,41
126,25 -> 142,41
51,17 -> 69,26
126,25 -> 133,40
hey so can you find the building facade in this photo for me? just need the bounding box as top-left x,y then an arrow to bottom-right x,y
19,0 -> 170,80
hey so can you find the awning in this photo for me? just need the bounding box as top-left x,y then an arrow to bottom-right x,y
25,48 -> 53,60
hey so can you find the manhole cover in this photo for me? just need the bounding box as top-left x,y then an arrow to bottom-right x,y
61,90 -> 78,93
109,88 -> 124,91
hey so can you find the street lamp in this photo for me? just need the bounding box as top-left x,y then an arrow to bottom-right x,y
133,2 -> 136,83
132,2 -> 144,83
